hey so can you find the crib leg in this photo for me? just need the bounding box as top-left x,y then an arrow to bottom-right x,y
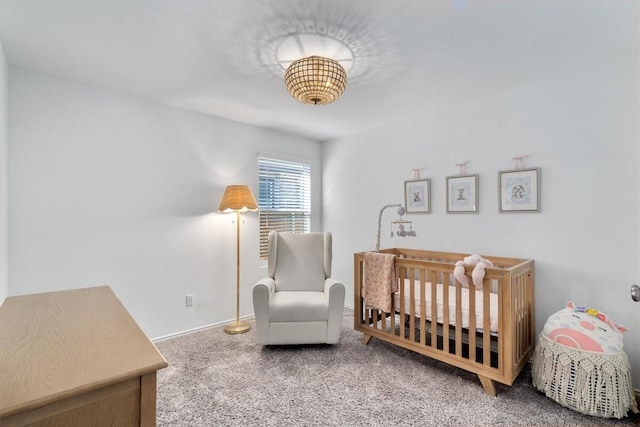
361,334 -> 373,345
478,375 -> 496,397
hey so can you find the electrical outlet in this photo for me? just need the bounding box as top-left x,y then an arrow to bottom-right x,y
186,294 -> 193,307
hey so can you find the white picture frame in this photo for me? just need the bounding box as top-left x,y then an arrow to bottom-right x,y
499,168 -> 541,213
446,174 -> 478,213
404,179 -> 430,213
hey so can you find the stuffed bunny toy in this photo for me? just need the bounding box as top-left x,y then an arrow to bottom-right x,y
453,254 -> 494,289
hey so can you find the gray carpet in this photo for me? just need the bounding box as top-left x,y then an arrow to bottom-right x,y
154,310 -> 639,426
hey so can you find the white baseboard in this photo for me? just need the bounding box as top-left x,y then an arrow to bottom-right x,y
152,306 -> 356,343
152,314 -> 255,343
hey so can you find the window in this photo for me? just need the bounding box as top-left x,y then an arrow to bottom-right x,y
258,156 -> 311,260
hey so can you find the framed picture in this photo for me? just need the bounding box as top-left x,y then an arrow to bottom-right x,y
499,168 -> 540,213
446,174 -> 478,213
404,179 -> 430,213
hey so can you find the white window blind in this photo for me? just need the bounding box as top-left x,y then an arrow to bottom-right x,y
258,156 -> 311,259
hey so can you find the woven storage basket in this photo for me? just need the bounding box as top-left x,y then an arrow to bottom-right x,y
532,333 -> 635,418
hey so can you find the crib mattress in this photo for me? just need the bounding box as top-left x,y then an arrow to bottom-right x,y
394,279 -> 499,333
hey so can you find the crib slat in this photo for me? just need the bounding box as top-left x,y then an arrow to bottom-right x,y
500,274 -> 512,376
455,280 -> 462,357
390,269 -> 397,335
483,284 -> 491,367
398,267 -> 406,338
381,306 -> 387,332
419,270 -> 426,345
469,281 -> 476,362
442,272 -> 450,353
515,274 -> 523,362
430,270 -> 438,349
409,268 -> 416,342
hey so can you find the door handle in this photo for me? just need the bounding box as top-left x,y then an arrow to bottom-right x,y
632,284 -> 640,302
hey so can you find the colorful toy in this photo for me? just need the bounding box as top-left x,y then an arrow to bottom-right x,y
542,301 -> 628,353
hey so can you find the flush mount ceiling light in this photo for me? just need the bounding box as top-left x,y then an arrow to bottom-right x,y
284,55 -> 347,105
256,14 -> 397,102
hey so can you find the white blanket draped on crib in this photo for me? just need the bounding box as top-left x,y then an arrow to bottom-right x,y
394,279 -> 499,333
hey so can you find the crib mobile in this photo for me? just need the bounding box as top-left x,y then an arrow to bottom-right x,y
375,204 -> 416,252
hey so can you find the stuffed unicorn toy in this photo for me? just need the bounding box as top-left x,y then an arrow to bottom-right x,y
453,254 -> 494,289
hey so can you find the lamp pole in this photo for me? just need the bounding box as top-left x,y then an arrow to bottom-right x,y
225,210 -> 250,334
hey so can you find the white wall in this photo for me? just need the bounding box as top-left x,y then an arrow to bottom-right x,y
0,40 -> 8,304
323,53 -> 640,384
8,68 -> 323,339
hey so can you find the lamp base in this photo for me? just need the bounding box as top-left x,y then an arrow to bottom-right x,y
224,321 -> 251,335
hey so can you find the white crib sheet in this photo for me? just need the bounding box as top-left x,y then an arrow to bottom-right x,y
394,279 -> 499,333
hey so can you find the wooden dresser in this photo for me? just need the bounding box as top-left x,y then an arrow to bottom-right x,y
0,286 -> 168,426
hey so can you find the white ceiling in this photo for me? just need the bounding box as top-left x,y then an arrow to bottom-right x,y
0,0 -> 635,141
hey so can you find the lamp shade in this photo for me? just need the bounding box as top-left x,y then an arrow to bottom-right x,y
218,185 -> 258,213
285,56 -> 347,105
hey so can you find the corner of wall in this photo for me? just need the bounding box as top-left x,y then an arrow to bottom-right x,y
0,38 -> 8,302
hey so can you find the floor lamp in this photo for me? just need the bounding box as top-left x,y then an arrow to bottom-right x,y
218,185 -> 258,334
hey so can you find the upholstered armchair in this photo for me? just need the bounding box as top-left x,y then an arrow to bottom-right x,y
252,231 -> 345,345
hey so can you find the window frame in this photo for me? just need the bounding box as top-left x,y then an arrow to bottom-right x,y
258,155 -> 311,260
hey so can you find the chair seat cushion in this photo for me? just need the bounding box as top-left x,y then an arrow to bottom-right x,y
270,291 -> 328,322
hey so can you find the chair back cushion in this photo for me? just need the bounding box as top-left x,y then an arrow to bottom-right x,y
269,232 -> 330,292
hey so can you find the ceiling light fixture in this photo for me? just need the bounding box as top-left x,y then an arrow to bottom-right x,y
284,55 -> 347,105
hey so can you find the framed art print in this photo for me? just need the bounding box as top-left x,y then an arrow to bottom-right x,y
499,168 -> 540,213
446,174 -> 478,213
404,179 -> 430,213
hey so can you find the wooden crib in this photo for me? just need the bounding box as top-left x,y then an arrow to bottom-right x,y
354,248 -> 535,396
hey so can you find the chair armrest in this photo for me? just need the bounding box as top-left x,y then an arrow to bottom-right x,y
253,278 -> 275,345
255,277 -> 275,292
324,278 -> 346,344
253,278 -> 275,304
324,278 -> 345,308
324,278 -> 344,295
